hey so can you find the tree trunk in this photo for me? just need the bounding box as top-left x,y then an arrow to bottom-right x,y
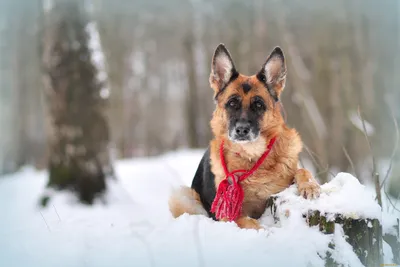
268,198 -> 385,267
41,0 -> 111,204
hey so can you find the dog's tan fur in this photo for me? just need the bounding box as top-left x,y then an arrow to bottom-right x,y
169,45 -> 320,229
208,73 -> 320,228
168,186 -> 208,218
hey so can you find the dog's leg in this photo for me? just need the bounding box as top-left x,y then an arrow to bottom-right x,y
294,168 -> 321,199
235,216 -> 262,230
168,186 -> 209,218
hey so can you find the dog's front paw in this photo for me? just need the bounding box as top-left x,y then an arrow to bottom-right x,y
235,217 -> 263,230
298,181 -> 320,199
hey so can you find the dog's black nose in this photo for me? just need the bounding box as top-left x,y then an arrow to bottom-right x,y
235,122 -> 251,137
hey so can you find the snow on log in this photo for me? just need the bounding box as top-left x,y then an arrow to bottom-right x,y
266,172 -> 396,267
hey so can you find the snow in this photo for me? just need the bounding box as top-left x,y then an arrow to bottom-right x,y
348,110 -> 375,136
273,172 -> 382,221
98,86 -> 110,99
383,239 -> 394,263
330,224 -> 364,267
42,0 -> 53,12
382,211 -> 399,236
85,21 -> 110,99
0,150 -> 396,267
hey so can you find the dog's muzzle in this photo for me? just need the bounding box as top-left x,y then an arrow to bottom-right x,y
229,121 -> 258,143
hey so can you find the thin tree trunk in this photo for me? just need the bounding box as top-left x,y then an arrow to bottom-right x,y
184,31 -> 199,148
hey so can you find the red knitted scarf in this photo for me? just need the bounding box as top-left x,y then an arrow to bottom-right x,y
210,136 -> 277,221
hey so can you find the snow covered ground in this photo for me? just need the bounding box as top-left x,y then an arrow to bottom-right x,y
0,149 -> 398,267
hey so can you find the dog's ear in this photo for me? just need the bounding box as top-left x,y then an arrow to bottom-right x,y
209,44 -> 238,94
257,47 -> 287,101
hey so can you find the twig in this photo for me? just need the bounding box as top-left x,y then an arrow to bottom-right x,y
303,144 -> 335,178
342,146 -> 357,177
298,156 -> 330,179
53,204 -> 61,221
384,191 -> 400,213
303,144 -> 323,170
40,211 -> 51,232
315,165 -> 333,178
379,107 -> 399,189
357,106 -> 382,207
391,190 -> 400,213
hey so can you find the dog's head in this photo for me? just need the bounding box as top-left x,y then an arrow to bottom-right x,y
209,44 -> 287,143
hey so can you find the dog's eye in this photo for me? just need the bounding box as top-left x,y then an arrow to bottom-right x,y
227,99 -> 240,109
251,99 -> 265,111
254,101 -> 265,110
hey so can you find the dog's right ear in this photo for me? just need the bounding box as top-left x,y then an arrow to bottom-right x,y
209,44 -> 238,94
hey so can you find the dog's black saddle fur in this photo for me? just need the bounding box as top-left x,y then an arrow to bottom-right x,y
190,147 -> 217,220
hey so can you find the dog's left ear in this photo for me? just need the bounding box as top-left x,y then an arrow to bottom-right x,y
257,47 -> 287,101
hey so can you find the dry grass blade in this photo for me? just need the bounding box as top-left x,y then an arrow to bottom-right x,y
53,204 -> 61,221
40,211 -> 51,232
342,145 -> 357,177
303,144 -> 335,178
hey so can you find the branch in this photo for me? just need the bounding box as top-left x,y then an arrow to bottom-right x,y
384,191 -> 400,213
379,107 -> 399,189
391,191 -> 400,213
357,106 -> 382,207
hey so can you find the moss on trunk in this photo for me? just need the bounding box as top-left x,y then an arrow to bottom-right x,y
48,161 -> 106,205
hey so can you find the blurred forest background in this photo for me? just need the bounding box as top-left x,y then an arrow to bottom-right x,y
0,0 -> 399,198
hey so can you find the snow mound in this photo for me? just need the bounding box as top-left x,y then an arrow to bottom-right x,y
273,172 -> 382,222
382,211 -> 399,236
0,152 -> 393,267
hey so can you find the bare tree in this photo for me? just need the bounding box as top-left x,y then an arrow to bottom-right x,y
41,0 -> 111,204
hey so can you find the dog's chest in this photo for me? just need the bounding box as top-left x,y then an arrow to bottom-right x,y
211,143 -> 296,219
221,159 -> 275,218
237,165 -> 292,219
239,170 -> 273,217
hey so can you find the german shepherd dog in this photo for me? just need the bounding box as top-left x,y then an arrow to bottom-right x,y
169,44 -> 320,230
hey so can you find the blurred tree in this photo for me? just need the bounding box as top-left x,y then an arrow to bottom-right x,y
41,0 -> 111,204
0,0 -> 46,175
0,0 -> 20,175
184,30 -> 200,148
1,0 -> 396,195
